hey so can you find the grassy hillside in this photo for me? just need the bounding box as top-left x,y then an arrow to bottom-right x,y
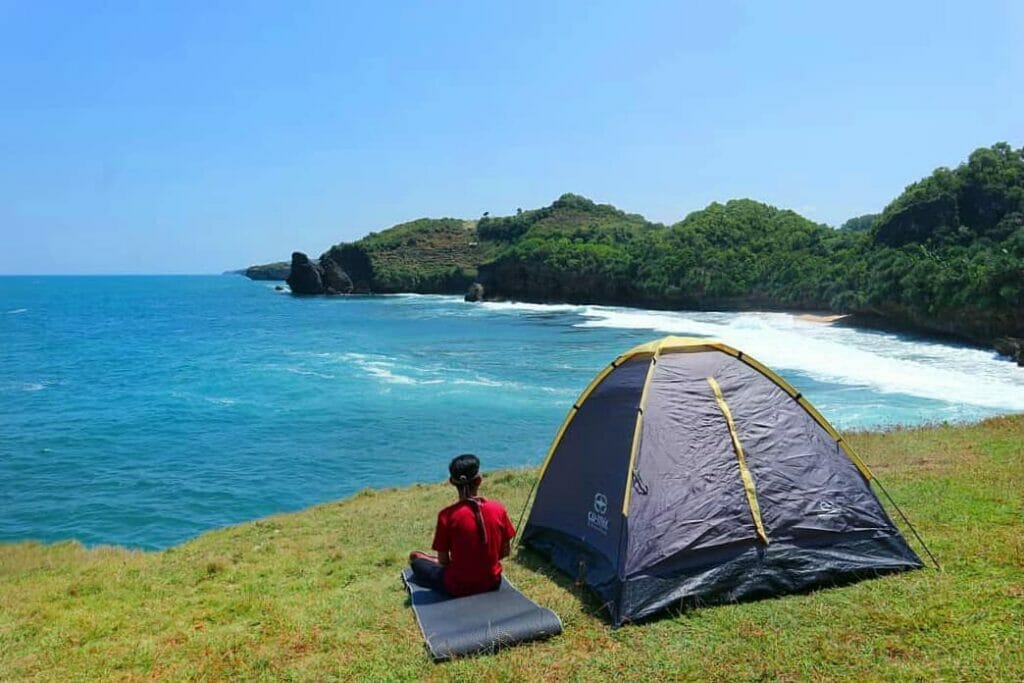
322,218 -> 498,293
5,416 -> 1020,681
476,192 -> 659,243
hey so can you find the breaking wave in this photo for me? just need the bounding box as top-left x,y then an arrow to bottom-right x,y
479,301 -> 585,314
575,306 -> 1024,411
339,352 -> 567,394
341,352 -> 443,386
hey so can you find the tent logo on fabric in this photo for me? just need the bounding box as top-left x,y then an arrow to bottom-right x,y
588,493 -> 609,534
815,500 -> 841,516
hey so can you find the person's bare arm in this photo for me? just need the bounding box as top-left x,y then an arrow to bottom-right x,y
438,550 -> 451,565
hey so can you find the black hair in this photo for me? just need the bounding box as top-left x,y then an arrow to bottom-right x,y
448,453 -> 486,545
448,453 -> 480,485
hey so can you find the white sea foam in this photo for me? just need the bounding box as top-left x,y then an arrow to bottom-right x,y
575,306 -> 1024,411
389,293 -> 462,302
363,364 -> 440,385
452,375 -> 505,387
449,376 -> 567,394
6,308 -> 28,314
340,352 -> 566,393
341,352 -> 443,385
21,382 -> 45,392
478,301 -> 585,314
284,367 -> 336,380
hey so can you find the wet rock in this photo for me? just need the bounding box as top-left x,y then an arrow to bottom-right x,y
994,337 -> 1024,366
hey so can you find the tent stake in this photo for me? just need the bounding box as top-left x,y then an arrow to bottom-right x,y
873,476 -> 941,571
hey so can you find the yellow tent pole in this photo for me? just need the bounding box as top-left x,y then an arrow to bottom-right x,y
707,377 -> 769,545
621,340 -> 665,516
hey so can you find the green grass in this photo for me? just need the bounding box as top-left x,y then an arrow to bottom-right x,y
350,218 -> 496,292
2,417 -> 1022,681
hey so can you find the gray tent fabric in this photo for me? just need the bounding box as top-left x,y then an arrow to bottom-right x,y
523,356 -> 649,606
522,337 -> 923,625
401,569 -> 562,661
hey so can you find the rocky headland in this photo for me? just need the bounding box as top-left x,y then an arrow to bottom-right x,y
245,144 -> 1024,365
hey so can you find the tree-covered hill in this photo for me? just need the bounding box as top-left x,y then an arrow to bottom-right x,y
852,143 -> 1024,346
839,214 -> 880,232
263,143 -> 1023,361
476,193 -> 659,304
634,200 -> 861,309
476,192 -> 658,243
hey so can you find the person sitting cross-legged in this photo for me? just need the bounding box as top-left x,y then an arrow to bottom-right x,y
408,453 -> 516,596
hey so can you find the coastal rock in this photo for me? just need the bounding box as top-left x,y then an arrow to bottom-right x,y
327,244 -> 374,293
465,282 -> 485,302
286,252 -> 325,295
994,337 -> 1024,366
320,256 -> 354,294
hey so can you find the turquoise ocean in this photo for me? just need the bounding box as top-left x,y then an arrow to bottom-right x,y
2,276 -> 1022,550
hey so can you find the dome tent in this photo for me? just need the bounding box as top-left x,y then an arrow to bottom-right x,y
521,336 -> 923,625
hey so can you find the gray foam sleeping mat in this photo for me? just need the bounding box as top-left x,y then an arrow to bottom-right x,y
401,568 -> 562,661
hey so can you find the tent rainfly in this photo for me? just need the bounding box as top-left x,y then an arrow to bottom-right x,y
521,336 -> 923,624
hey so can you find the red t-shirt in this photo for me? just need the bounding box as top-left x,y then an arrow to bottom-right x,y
432,497 -> 516,597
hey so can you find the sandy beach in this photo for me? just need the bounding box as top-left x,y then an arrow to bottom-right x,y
796,313 -> 851,324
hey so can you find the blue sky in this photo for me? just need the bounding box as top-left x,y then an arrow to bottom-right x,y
1,1 -> 1021,274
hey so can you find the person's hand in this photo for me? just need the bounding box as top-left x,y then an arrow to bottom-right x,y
409,550 -> 436,562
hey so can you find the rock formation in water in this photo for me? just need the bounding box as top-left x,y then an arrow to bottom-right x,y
286,252 -> 324,294
285,252 -> 355,295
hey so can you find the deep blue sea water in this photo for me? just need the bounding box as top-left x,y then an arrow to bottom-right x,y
2,276 -> 1022,549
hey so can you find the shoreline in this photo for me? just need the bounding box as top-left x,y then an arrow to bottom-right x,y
261,277 -> 1015,359
795,312 -> 851,324
3,413 -> 1021,554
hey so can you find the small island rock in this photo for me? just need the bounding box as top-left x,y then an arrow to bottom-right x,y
286,252 -> 325,295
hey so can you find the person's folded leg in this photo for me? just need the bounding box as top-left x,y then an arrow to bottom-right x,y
410,557 -> 447,593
